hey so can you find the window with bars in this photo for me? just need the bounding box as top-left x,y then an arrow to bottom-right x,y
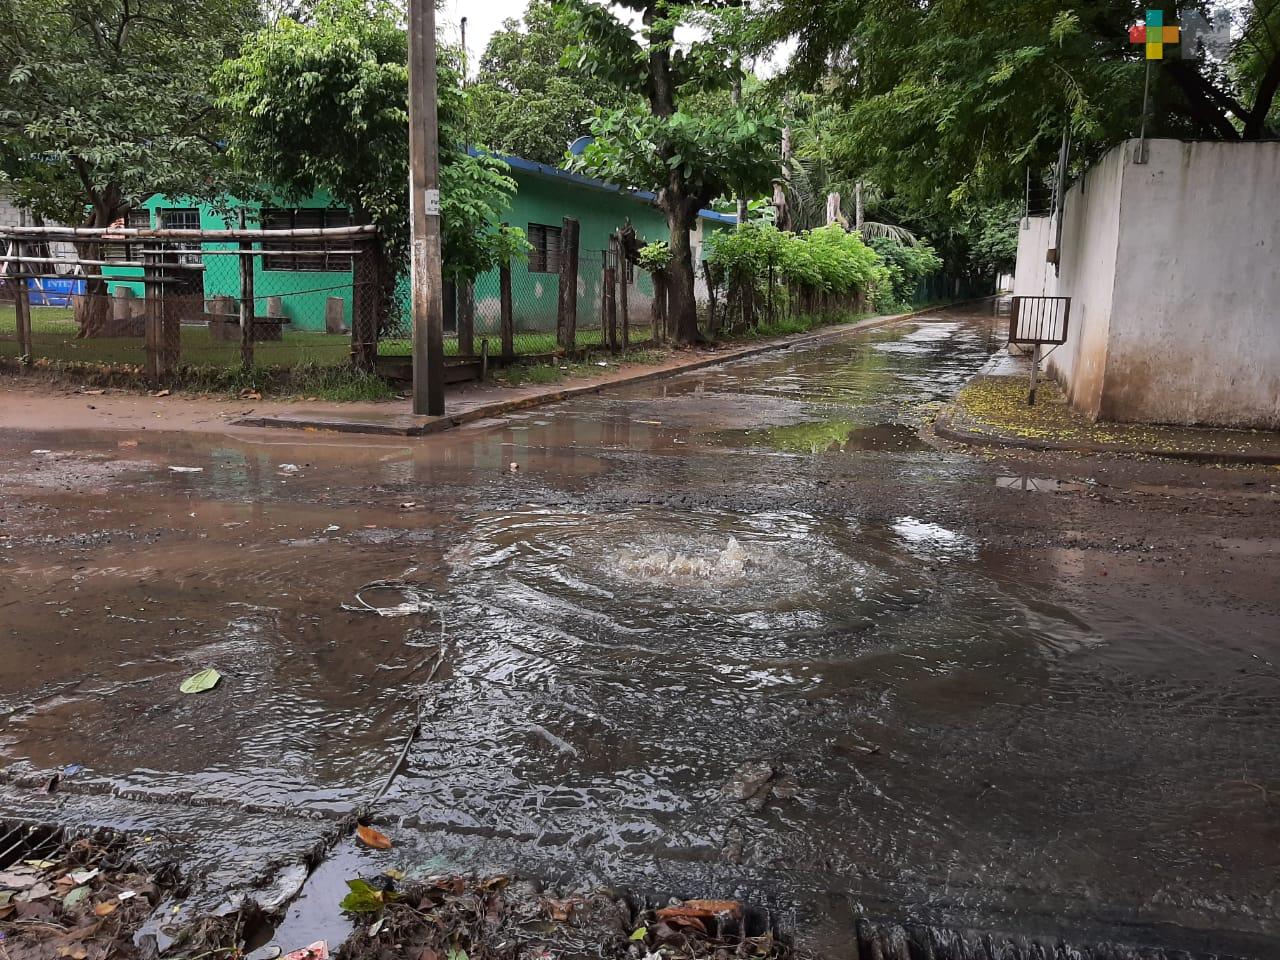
158,208 -> 201,265
103,208 -> 152,262
261,208 -> 353,271
527,222 -> 562,273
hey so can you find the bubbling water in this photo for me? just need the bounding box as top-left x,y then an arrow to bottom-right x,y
613,535 -> 753,585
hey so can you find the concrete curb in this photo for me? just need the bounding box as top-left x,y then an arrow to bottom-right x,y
933,410 -> 1280,466
237,300 -> 991,437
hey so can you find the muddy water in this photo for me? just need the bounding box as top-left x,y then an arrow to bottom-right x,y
2,308 -> 1279,955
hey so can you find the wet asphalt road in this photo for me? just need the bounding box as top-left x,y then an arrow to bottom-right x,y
1,305 -> 1278,956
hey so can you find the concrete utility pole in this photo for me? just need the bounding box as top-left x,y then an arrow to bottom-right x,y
408,0 -> 445,416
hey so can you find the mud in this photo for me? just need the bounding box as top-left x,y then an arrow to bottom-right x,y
1,306 -> 1278,957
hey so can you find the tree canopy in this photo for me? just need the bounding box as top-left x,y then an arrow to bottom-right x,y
771,0 -> 1280,208
217,0 -> 522,283
468,0 -> 637,165
0,0 -> 257,228
557,0 -> 781,342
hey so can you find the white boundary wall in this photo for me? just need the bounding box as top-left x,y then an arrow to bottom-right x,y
1012,138 -> 1280,429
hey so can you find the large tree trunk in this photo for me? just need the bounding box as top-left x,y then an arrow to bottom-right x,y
664,205 -> 700,344
74,192 -> 128,339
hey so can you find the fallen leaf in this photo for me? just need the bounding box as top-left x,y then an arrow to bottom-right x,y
152,389 -> 171,397
56,946 -> 88,959
24,859 -> 57,870
383,869 -> 406,881
180,668 -> 222,694
544,897 -> 580,921
240,389 -> 263,400
70,869 -> 99,885
368,918 -> 384,936
656,899 -> 742,922
0,867 -> 41,890
356,825 -> 392,850
340,879 -> 384,913
630,927 -> 648,941
62,885 -> 91,909
94,900 -> 119,916
20,882 -> 54,901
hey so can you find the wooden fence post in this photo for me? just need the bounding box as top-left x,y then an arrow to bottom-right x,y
239,238 -> 255,370
556,216 -> 579,353
499,248 -> 514,361
458,279 -> 475,356
143,250 -> 163,383
615,234 -> 630,351
703,262 -> 718,336
650,272 -> 664,343
12,240 -> 33,362
604,263 -> 617,353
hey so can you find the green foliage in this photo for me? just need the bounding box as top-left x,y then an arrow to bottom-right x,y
867,237 -> 943,307
707,223 -> 888,299
468,0 -> 636,165
0,0 -> 258,226
636,241 -> 672,271
774,0 -> 1280,210
573,103 -> 780,215
217,0 -> 524,281
556,0 -> 783,341
340,879 -> 401,914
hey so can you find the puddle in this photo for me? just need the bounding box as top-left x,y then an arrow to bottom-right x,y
3,305 -> 1278,953
996,476 -> 1089,493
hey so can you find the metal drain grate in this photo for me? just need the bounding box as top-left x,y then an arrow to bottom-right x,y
854,917 -> 1240,960
0,818 -> 69,869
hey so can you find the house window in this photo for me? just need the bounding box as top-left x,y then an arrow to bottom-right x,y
261,208 -> 353,271
103,208 -> 152,262
158,208 -> 201,265
527,222 -> 562,273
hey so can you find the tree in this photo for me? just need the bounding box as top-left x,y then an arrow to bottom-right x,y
557,0 -> 781,343
217,0 -> 523,327
772,0 -> 1280,209
0,0 -> 258,335
469,0 -> 636,165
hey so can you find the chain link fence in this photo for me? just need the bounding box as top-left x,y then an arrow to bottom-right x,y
1,226 -> 380,380
379,245 -> 658,360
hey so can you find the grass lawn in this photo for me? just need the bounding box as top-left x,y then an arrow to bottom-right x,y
378,326 -> 610,359
1,304 -> 351,368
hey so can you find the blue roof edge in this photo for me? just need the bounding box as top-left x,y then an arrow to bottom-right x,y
470,147 -> 737,226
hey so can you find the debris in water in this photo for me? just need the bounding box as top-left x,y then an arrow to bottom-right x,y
509,461 -> 520,472
324,524 -> 340,533
281,942 -> 329,960
180,668 -> 222,694
278,463 -> 300,474
356,825 -> 393,850
657,899 -> 743,923
342,580 -> 437,618
169,465 -> 203,474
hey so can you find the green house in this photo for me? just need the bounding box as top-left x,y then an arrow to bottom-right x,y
109,154 -> 736,340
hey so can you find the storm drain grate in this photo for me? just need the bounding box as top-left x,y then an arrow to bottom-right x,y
854,917 -> 1237,960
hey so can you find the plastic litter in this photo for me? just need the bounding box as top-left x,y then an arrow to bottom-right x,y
342,580 -> 437,619
169,466 -> 203,474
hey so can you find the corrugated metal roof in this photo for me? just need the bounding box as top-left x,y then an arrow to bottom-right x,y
471,148 -> 737,225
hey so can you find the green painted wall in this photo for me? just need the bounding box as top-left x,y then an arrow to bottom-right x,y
115,165 -> 713,336
105,192 -> 354,332
471,169 -> 669,333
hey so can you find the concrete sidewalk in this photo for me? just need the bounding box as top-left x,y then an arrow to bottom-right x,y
233,306 -> 954,437
936,361 -> 1280,465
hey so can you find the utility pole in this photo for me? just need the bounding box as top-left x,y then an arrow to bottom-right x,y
408,0 -> 445,416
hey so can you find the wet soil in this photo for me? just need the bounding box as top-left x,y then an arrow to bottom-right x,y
1,306 -> 1278,957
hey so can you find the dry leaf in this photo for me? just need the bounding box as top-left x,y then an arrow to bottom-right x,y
56,946 -> 88,959
656,899 -> 742,922
94,900 -> 119,916
356,825 -> 392,850
152,389 -> 170,398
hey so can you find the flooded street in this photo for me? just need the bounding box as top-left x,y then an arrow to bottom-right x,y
2,306 -> 1279,956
